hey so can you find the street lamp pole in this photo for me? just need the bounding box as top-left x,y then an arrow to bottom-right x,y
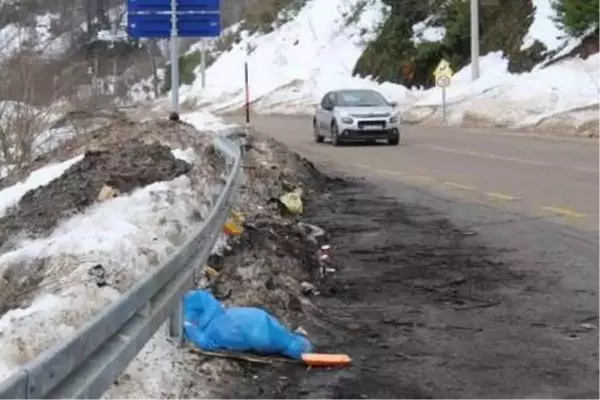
470,0 -> 480,81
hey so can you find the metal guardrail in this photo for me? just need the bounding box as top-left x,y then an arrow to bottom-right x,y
0,133 -> 243,399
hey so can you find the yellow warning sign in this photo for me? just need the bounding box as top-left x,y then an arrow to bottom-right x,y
433,59 -> 454,78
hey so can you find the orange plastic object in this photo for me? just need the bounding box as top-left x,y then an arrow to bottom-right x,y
301,353 -> 351,367
223,219 -> 243,235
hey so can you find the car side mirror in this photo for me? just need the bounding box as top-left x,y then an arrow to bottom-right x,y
389,101 -> 397,108
323,104 -> 333,111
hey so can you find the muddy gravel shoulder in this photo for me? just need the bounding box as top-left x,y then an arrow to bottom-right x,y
184,132 -> 598,399
218,179 -> 521,400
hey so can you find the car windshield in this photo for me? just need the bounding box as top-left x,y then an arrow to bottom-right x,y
337,90 -> 388,107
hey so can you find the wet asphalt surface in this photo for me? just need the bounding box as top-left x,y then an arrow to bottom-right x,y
227,172 -> 598,399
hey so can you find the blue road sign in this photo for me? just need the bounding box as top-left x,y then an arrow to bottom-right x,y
127,0 -> 220,13
127,12 -> 221,38
127,0 -> 171,13
177,0 -> 219,12
127,0 -> 221,38
178,13 -> 220,37
128,13 -> 171,38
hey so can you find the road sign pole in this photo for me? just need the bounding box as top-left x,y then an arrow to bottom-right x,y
201,39 -> 207,88
470,0 -> 480,81
244,62 -> 250,126
442,86 -> 447,125
169,0 -> 180,120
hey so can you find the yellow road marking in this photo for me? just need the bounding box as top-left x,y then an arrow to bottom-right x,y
420,145 -> 598,174
443,181 -> 476,191
540,205 -> 586,219
485,192 -> 520,201
425,125 -> 599,143
374,169 -> 404,176
405,174 -> 435,183
423,145 -> 547,166
356,163 -> 373,169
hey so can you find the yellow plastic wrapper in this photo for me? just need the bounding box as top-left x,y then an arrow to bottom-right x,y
223,210 -> 245,235
279,188 -> 304,215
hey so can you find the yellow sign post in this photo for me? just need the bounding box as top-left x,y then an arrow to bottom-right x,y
433,59 -> 454,124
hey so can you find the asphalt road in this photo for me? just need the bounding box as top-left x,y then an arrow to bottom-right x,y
223,114 -> 599,398
231,115 -> 599,234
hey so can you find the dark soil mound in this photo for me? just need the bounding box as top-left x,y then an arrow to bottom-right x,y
0,139 -> 191,247
209,218 -> 322,322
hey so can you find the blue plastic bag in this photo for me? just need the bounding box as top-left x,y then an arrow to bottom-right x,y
183,289 -> 313,360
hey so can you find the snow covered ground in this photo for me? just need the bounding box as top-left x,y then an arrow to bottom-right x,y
179,0 -> 390,113
176,0 -> 598,134
0,111 -> 236,398
402,52 -> 600,131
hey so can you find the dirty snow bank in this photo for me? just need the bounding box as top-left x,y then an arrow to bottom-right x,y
0,155 -> 83,217
0,114 -> 235,398
402,52 -> 600,135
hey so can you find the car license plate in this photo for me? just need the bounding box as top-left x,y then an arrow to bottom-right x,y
361,125 -> 382,131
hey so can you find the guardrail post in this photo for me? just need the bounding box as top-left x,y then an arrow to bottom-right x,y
167,299 -> 184,345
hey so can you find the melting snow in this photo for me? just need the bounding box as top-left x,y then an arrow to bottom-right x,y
0,112 -> 234,398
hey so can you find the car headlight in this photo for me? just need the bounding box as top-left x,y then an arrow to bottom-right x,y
389,116 -> 399,124
340,116 -> 354,124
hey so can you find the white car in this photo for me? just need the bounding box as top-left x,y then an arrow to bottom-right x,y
313,89 -> 401,146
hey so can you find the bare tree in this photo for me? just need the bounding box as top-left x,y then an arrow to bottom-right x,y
0,50 -> 73,172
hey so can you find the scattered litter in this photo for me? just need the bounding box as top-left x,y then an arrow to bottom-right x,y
96,184 -> 120,202
88,264 -> 107,287
189,348 -> 299,365
297,222 -> 326,245
203,265 -> 220,279
279,188 -> 304,215
300,281 -> 318,296
223,210 -> 245,235
580,323 -> 597,331
183,290 -> 313,360
295,326 -> 308,336
301,353 -> 352,367
318,244 -> 333,277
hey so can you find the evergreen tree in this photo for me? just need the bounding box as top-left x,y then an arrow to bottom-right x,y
553,0 -> 599,36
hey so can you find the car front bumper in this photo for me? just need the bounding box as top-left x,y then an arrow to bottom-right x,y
338,127 -> 400,141
337,118 -> 400,141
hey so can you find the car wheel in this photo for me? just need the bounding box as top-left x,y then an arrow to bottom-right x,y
331,121 -> 341,146
313,120 -> 324,143
387,136 -> 399,146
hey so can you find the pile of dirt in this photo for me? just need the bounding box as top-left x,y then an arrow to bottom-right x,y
207,217 -> 326,326
236,130 -> 329,217
0,117 -> 228,319
0,118 -> 226,190
209,129 -> 335,319
0,140 -> 190,248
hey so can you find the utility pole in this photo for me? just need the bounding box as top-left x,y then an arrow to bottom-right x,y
470,0 -> 480,81
169,0 -> 180,120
